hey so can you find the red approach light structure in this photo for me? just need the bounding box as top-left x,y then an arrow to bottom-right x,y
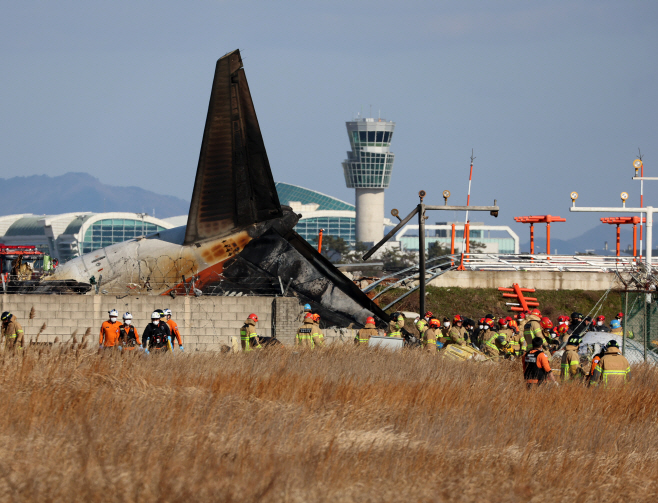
600,216 -> 645,257
514,215 -> 566,255
498,283 -> 538,312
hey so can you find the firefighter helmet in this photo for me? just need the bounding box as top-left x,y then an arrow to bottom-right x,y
312,313 -> 320,322
453,314 -> 462,323
484,317 -> 494,326
567,335 -> 581,346
429,318 -> 441,328
596,315 -> 605,321
0,312 -> 10,322
365,316 -> 375,325
151,311 -> 160,320
610,320 -> 621,329
616,312 -> 623,319
304,312 -> 314,320
540,317 -> 553,329
499,318 -> 508,326
530,308 -> 541,317
109,309 -> 118,317
123,312 -> 132,320
606,339 -> 619,349
424,311 -> 434,319
248,313 -> 259,323
164,308 -> 172,317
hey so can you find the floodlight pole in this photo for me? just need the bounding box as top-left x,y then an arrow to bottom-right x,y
363,196 -> 499,317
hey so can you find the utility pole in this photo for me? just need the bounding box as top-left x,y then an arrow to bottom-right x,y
363,191 -> 499,317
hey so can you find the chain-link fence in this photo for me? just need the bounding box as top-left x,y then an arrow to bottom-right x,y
621,291 -> 658,359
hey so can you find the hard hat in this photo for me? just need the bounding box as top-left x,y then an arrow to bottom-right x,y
1,312 -> 10,321
610,320 -> 621,329
616,312 -> 624,318
248,313 -> 259,323
530,308 -> 541,317
505,316 -> 513,323
109,309 -> 119,317
312,313 -> 320,322
567,335 -> 581,346
596,315 -> 605,321
571,312 -> 583,320
540,317 -> 553,329
484,318 -> 494,326
479,317 -> 485,324
164,308 -> 172,316
453,314 -> 462,323
606,339 -> 619,349
365,316 -> 375,325
424,311 -> 433,319
304,312 -> 314,320
155,309 -> 165,318
429,318 -> 441,328
557,325 -> 568,334
123,312 -> 132,320
151,311 -> 160,320
508,319 -> 518,328
499,318 -> 508,326
303,304 -> 312,311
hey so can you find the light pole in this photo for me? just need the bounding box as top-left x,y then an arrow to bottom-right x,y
363,191 -> 499,317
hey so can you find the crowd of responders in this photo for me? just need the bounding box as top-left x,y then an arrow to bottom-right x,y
1,303 -> 633,389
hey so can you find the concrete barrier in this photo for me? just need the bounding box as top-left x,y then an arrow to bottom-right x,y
428,270 -> 617,291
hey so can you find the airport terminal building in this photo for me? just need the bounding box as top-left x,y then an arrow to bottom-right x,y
0,213 -> 177,263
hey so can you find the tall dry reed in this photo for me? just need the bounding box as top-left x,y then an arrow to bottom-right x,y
0,344 -> 656,502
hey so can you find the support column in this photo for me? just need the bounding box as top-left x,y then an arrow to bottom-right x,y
546,222 -> 551,255
355,188 -> 385,244
418,203 -> 426,318
530,224 -> 534,254
633,224 -> 637,257
616,224 -> 621,257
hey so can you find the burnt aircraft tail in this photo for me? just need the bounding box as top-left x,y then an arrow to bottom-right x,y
185,49 -> 282,245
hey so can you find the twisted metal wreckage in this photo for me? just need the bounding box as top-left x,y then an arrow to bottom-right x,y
33,49 -> 389,329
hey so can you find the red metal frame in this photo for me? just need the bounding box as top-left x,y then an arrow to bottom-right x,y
514,215 -> 566,255
600,217 -> 645,257
498,283 -> 538,312
0,244 -> 44,275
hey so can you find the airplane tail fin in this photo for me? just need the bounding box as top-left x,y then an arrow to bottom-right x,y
184,49 -> 282,245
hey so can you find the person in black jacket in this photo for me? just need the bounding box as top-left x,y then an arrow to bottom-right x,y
142,311 -> 171,353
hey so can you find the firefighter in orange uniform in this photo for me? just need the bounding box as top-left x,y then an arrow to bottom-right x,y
119,312 -> 141,351
164,308 -> 183,351
99,309 -> 122,348
523,337 -> 558,388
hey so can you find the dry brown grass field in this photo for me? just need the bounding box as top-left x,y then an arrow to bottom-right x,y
1,344 -> 657,502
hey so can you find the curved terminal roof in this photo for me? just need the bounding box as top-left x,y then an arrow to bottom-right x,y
5,216 -> 51,236
276,182 -> 354,212
63,214 -> 93,235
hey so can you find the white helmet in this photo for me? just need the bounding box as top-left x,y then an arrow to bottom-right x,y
109,309 -> 118,317
151,311 -> 160,320
123,312 -> 132,320
164,309 -> 172,316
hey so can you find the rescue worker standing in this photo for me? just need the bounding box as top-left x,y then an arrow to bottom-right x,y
539,317 -> 558,352
296,312 -> 315,348
355,316 -> 378,345
591,340 -> 631,388
560,335 -> 583,381
99,309 -> 122,349
119,312 -> 141,351
610,319 -> 623,335
312,313 -> 324,347
164,308 -> 184,351
387,312 -> 405,338
142,311 -> 172,353
240,313 -> 261,352
1,312 -> 24,350
523,337 -> 558,388
523,309 -> 543,349
423,318 -> 439,353
446,315 -> 467,346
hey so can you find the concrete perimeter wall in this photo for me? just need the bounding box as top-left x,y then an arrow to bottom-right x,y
429,270 -> 616,291
0,294 -> 308,351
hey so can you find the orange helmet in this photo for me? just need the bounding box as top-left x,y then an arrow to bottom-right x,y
366,316 -> 375,325
424,311 -> 434,319
429,318 -> 441,328
304,312 -> 314,320
313,313 -> 320,322
557,325 -> 568,334
540,317 -> 553,329
248,313 -> 258,323
484,318 -> 494,326
508,319 -> 518,329
453,314 -> 462,323
530,309 -> 541,317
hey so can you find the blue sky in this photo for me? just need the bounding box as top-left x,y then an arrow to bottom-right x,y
1,1 -> 657,240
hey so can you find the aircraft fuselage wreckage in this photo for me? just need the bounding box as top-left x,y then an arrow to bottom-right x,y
44,50 -> 388,328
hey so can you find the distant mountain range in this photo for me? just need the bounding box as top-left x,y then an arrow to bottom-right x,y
0,172 -> 190,219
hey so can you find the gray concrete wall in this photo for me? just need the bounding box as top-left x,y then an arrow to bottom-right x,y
428,270 -> 617,290
0,294 -> 302,351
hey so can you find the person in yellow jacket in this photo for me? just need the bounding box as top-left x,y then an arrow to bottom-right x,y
481,317 -> 507,357
446,315 -> 467,346
523,309 -> 542,349
387,312 -> 405,337
423,318 -> 439,353
507,317 -> 526,356
296,312 -> 315,348
1,312 -> 24,350
312,313 -> 325,347
240,313 -> 262,352
355,316 -> 378,345
591,340 -> 631,388
496,317 -> 516,357
560,336 -> 584,381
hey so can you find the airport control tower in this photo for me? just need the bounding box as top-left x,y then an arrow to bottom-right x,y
342,116 -> 395,244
